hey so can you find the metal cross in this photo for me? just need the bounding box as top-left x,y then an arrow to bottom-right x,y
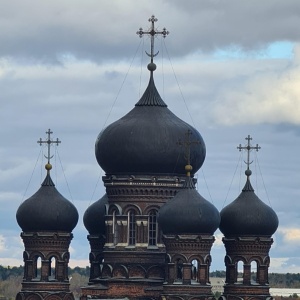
237,135 -> 261,170
37,129 -> 61,164
136,15 -> 169,63
178,129 -> 200,165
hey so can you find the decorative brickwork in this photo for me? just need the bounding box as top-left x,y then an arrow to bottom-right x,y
16,232 -> 75,300
222,237 -> 274,300
161,235 -> 216,300
82,174 -> 190,299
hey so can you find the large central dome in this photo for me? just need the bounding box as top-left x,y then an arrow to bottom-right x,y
95,73 -> 206,176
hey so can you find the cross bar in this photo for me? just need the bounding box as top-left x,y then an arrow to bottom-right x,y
237,134 -> 261,171
137,15 -> 169,63
37,129 -> 61,164
178,129 -> 200,166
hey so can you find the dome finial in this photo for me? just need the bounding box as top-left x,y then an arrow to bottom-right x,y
37,129 -> 61,173
137,15 -> 169,73
237,135 -> 261,178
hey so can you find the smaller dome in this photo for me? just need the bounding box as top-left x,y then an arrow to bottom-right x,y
83,194 -> 108,235
219,178 -> 279,237
158,176 -> 220,235
16,173 -> 78,232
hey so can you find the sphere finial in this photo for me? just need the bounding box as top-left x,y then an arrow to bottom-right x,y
185,164 -> 193,177
45,163 -> 52,171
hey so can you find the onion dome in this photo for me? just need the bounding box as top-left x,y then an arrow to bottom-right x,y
220,135 -> 278,237
158,165 -> 220,235
16,165 -> 78,232
83,194 -> 108,235
95,72 -> 206,176
219,174 -> 278,237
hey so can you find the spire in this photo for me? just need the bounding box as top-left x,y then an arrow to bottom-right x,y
135,16 -> 169,107
237,135 -> 261,191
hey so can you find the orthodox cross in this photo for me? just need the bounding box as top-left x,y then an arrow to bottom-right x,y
237,135 -> 261,171
137,15 -> 169,63
178,129 -> 200,166
37,129 -> 61,164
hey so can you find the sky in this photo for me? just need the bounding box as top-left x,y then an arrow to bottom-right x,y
1,0 -> 300,273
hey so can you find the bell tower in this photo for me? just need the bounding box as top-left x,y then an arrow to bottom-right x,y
219,135 -> 279,300
16,129 -> 78,300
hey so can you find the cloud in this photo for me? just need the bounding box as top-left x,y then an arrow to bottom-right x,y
1,1 -> 300,273
1,0 -> 300,63
278,227 -> 300,243
205,45 -> 300,126
0,235 -> 5,251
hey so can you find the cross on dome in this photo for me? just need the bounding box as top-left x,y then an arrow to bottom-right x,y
178,129 -> 200,176
237,135 -> 261,176
137,15 -> 169,66
37,129 -> 61,170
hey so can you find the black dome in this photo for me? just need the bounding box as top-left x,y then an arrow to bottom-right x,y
16,173 -> 78,232
219,178 -> 279,237
83,194 -> 108,235
158,176 -> 220,235
95,74 -> 206,176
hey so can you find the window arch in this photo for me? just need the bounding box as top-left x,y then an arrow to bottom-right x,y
148,210 -> 158,246
128,210 -> 136,245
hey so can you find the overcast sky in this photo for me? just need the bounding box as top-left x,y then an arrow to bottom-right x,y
1,0 -> 300,273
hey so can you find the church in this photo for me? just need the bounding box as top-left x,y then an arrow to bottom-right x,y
15,16 -> 279,300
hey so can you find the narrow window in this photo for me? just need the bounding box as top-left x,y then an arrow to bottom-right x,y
112,210 -> 118,245
49,256 -> 56,280
237,261 -> 243,283
128,211 -> 136,245
35,256 -> 42,279
148,210 -> 157,246
251,260 -> 258,284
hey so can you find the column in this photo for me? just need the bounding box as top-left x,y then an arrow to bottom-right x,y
243,264 -> 251,285
182,263 -> 192,285
168,263 -> 175,284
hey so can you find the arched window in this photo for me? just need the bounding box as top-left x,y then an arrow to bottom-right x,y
112,210 -> 118,245
49,256 -> 56,280
251,260 -> 258,284
148,210 -> 157,246
176,258 -> 183,281
236,261 -> 243,283
128,210 -> 136,245
191,259 -> 199,282
34,256 -> 42,280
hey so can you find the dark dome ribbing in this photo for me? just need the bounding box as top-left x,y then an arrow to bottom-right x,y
135,73 -> 167,107
219,178 -> 279,237
83,194 -> 108,235
95,75 -> 206,176
16,173 -> 78,232
158,176 -> 220,235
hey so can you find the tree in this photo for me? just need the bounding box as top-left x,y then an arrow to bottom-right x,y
69,272 -> 89,299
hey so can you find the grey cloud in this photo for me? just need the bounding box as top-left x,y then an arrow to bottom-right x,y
1,0 -> 300,63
